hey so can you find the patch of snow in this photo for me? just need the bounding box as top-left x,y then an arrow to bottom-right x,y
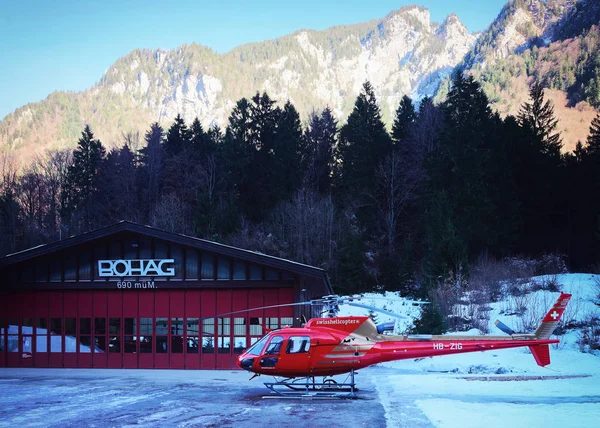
416,399 -> 599,428
269,56 -> 289,70
111,82 -> 126,95
137,72 -> 150,94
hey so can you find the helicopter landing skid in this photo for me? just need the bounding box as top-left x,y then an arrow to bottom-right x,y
263,369 -> 358,399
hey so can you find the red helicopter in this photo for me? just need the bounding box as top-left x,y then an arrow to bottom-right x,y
232,293 -> 572,397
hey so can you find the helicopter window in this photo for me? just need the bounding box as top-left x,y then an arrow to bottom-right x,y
286,336 -> 310,354
264,335 -> 284,355
245,334 -> 269,356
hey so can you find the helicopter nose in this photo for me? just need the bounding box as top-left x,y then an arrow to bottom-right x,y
239,357 -> 255,371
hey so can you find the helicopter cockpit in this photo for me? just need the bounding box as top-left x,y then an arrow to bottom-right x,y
238,332 -> 312,372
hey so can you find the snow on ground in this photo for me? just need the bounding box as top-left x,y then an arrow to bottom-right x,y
340,273 -> 600,427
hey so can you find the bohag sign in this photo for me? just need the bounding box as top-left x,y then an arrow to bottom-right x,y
98,259 -> 175,277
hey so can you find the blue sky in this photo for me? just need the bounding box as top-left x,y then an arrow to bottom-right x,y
0,0 -> 508,120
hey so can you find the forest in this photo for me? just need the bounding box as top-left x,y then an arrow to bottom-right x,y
1,73 -> 600,318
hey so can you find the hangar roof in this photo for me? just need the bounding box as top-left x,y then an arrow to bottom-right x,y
0,221 -> 333,293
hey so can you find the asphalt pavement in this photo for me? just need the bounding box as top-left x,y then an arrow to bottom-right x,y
0,368 -> 400,427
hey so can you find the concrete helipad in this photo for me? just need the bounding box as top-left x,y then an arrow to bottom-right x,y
0,368 -> 390,427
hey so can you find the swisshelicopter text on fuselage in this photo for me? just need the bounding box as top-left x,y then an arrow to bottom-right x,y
235,293 -> 571,396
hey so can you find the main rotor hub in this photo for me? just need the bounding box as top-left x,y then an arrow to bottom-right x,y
311,294 -> 343,318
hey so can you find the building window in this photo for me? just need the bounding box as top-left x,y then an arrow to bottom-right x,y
35,262 -> 48,282
267,318 -> 278,330
80,318 -> 91,353
140,318 -> 153,353
94,318 -> 106,353
156,318 -> 168,353
64,254 -> 77,281
201,253 -> 214,280
109,318 -> 120,353
171,318 -> 184,353
217,318 -> 230,354
217,257 -> 230,280
94,318 -> 106,335
233,261 -> 246,280
233,318 -> 246,354
249,264 -> 262,280
22,318 -> 33,353
249,318 -> 263,336
265,269 -> 278,280
23,317 -> 33,334
218,336 -> 231,354
50,261 -> 62,282
80,318 -> 91,335
185,248 -> 199,280
187,318 -> 199,354
281,317 -> 293,327
50,318 -> 62,352
124,318 -> 136,353
65,318 -> 76,352
36,318 -> 48,352
202,319 -> 214,354
7,318 -> 18,352
78,251 -> 91,280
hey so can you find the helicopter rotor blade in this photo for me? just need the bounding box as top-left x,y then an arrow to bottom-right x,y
352,295 -> 430,305
199,301 -> 313,321
344,301 -> 409,320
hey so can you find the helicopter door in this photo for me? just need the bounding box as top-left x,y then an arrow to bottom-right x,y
259,335 -> 284,369
276,335 -> 311,373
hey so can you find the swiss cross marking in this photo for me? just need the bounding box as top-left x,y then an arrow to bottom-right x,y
550,311 -> 559,320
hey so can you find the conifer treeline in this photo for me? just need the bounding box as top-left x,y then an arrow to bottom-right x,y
2,74 -> 600,296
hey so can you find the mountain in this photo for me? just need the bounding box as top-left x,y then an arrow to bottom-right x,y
458,0 -> 600,151
0,6 -> 476,158
2,1 -> 598,159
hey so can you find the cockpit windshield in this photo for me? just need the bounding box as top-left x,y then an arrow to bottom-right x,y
244,334 -> 270,356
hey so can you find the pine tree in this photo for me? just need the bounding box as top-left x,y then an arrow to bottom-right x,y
518,82 -> 562,157
426,72 -> 495,262
190,117 -> 212,159
587,113 -> 600,156
392,95 -> 416,144
101,144 -> 137,222
411,303 -> 445,334
304,108 -> 337,194
273,100 -> 304,201
138,122 -> 164,221
62,125 -> 106,232
514,82 -> 567,255
163,114 -> 191,157
336,81 -> 392,206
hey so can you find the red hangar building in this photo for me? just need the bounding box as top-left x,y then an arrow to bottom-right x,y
0,221 -> 332,370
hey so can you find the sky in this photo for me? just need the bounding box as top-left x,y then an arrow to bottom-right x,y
0,0 -> 508,120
